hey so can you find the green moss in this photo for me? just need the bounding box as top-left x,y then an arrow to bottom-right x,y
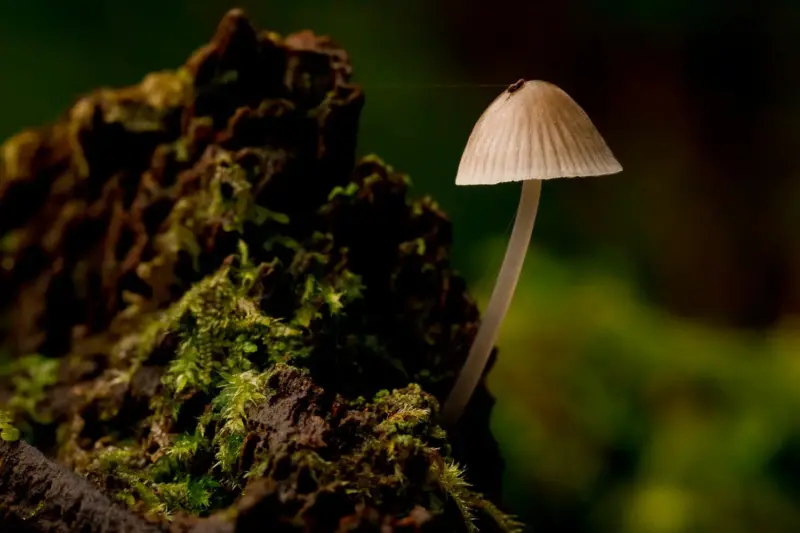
57,241 -> 350,513
91,444 -> 223,518
0,409 -> 20,441
52,231 -> 517,529
6,354 -> 59,423
242,383 -> 523,532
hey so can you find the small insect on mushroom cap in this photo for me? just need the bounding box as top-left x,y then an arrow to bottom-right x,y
455,79 -> 622,186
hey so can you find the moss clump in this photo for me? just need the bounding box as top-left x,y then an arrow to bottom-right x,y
1,354 -> 59,423
0,8 -> 511,532
43,243 -> 518,530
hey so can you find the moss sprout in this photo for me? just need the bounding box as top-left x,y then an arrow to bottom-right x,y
0,409 -> 20,441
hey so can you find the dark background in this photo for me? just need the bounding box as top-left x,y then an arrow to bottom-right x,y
3,1 -> 800,531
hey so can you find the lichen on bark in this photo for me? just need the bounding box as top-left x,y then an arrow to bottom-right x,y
0,8 -> 516,532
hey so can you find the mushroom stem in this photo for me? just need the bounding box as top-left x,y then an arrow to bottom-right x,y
440,179 -> 542,426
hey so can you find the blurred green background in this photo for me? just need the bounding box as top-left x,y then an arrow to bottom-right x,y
3,0 -> 800,531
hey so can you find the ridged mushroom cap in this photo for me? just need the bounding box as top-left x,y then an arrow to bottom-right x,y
455,80 -> 622,185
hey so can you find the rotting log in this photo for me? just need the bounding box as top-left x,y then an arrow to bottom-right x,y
0,9 -> 516,532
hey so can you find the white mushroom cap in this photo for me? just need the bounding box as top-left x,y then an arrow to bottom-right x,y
456,80 -> 622,186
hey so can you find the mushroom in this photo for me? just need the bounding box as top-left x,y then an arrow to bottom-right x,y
440,79 -> 622,426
